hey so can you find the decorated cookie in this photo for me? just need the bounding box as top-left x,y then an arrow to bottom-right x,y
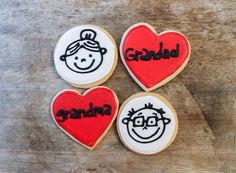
120,23 -> 191,91
51,86 -> 119,150
117,92 -> 178,155
54,25 -> 118,88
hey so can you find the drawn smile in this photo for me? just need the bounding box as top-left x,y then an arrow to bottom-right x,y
132,127 -> 160,139
74,59 -> 95,70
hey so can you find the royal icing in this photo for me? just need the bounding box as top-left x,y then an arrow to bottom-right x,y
54,25 -> 117,88
51,87 -> 119,150
120,23 -> 191,91
117,93 -> 178,155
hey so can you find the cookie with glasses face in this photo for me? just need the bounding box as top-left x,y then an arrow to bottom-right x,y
122,103 -> 171,143
54,25 -> 117,88
117,92 -> 178,155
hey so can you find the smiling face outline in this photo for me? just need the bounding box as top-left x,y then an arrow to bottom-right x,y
60,29 -> 107,74
122,105 -> 171,143
63,47 -> 106,73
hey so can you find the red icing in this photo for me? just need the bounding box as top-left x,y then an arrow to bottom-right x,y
51,87 -> 118,148
122,24 -> 190,88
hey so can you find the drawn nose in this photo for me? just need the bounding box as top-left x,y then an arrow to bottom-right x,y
81,58 -> 86,62
143,126 -> 147,130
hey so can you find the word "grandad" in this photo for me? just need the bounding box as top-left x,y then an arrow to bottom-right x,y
56,102 -> 112,122
125,42 -> 179,61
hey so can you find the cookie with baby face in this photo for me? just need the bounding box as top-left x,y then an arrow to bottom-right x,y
54,25 -> 117,88
117,92 -> 178,155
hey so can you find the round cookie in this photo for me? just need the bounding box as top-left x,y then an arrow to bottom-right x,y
117,92 -> 178,155
51,86 -> 119,150
54,25 -> 118,88
120,23 -> 191,91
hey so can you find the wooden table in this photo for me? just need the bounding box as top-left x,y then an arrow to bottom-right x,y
0,0 -> 235,172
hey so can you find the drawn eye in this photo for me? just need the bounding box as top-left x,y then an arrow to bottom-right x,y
147,117 -> 157,127
75,56 -> 78,60
89,54 -> 92,57
133,116 -> 144,127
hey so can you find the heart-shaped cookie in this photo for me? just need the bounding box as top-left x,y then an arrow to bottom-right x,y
120,23 -> 191,91
51,86 -> 119,150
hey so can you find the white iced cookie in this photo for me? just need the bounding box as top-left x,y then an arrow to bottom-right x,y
54,25 -> 117,88
117,92 -> 178,155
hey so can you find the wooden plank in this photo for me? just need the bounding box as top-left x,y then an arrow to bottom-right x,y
0,0 -> 235,172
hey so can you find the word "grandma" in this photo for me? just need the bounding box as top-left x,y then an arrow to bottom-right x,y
56,102 -> 112,122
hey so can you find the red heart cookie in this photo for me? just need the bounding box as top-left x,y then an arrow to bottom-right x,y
120,23 -> 191,91
51,86 -> 119,150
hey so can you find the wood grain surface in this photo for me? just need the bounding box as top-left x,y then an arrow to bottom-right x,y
0,0 -> 235,172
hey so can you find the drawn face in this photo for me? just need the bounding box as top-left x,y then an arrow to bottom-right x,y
122,107 -> 171,143
64,48 -> 104,73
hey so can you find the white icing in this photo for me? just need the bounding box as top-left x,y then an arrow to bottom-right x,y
54,25 -> 116,86
117,94 -> 177,154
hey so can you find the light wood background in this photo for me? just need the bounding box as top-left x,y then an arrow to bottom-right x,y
0,0 -> 235,172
